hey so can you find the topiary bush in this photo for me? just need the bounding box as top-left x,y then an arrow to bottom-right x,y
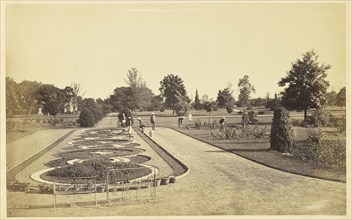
270,107 -> 294,153
78,108 -> 96,127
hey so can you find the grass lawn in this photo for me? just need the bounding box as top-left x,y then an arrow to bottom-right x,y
172,126 -> 345,182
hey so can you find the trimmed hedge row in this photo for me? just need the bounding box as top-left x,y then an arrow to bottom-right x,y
78,107 -> 104,127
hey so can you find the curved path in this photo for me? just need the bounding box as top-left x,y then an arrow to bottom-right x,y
8,116 -> 347,217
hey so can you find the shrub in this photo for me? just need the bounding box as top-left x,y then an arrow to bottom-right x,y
194,119 -> 202,129
270,107 -> 294,153
226,105 -> 233,114
290,129 -> 346,168
78,108 -> 96,127
248,111 -> 258,124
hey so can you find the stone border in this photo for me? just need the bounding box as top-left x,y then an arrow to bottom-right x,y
133,128 -> 190,179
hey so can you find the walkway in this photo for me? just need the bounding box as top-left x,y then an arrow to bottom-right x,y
6,129 -> 73,172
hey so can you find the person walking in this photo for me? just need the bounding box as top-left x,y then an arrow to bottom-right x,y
150,113 -> 156,131
219,116 -> 226,133
188,112 -> 193,122
137,117 -> 145,133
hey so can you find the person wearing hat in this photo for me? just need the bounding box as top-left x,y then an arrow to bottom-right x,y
219,116 -> 226,133
137,117 -> 145,133
150,113 -> 156,131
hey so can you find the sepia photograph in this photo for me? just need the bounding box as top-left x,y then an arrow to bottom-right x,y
1,0 -> 351,219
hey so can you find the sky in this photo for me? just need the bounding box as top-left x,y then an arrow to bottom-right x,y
4,2 -> 348,101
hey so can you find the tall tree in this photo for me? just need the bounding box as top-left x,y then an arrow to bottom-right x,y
159,74 -> 188,114
124,67 -> 153,111
217,88 -> 235,108
194,89 -> 202,110
36,84 -> 68,117
109,87 -> 135,112
237,75 -> 255,108
278,50 -> 330,120
336,87 -> 346,108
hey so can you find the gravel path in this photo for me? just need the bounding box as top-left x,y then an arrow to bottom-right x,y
6,129 -> 73,171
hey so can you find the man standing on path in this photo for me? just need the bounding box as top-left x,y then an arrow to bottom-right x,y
150,112 -> 156,131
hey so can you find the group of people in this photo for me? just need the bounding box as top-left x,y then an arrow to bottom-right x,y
118,111 -> 226,136
118,112 -> 157,137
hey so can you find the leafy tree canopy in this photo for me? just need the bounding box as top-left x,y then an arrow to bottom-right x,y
278,50 -> 330,119
237,75 -> 255,108
159,74 -> 188,114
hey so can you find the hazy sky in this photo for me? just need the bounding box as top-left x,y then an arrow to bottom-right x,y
5,2 -> 347,100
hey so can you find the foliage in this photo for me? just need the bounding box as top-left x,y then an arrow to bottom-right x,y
78,108 -> 96,127
175,95 -> 191,115
36,84 -> 69,116
47,157 -> 150,182
6,77 -> 42,116
278,50 -> 330,119
237,75 -> 255,107
216,88 -> 235,108
78,99 -> 104,127
203,101 -> 218,112
124,67 -> 154,111
148,95 -> 164,111
265,99 -> 281,111
193,89 -> 202,110
325,90 -> 337,106
108,87 -> 135,112
270,107 -> 294,153
336,87 -> 346,107
241,110 -> 251,128
159,74 -> 188,114
248,111 -> 258,124
291,129 -> 345,168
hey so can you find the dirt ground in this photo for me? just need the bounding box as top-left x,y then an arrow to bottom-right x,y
5,116 -> 348,218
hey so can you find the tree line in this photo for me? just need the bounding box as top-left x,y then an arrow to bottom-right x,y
6,49 -> 346,124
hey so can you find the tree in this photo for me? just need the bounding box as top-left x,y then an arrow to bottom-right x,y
159,74 -> 188,114
193,89 -> 202,110
175,95 -> 191,115
216,88 -> 235,108
109,87 -> 135,112
36,84 -> 68,117
148,95 -> 164,111
238,75 -> 255,108
124,67 -> 154,111
336,87 -> 346,108
325,90 -> 337,106
6,77 -> 21,115
278,50 -> 330,120
71,82 -> 85,113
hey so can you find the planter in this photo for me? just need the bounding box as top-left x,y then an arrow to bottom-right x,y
169,176 -> 177,184
153,179 -> 161,187
160,177 -> 170,185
